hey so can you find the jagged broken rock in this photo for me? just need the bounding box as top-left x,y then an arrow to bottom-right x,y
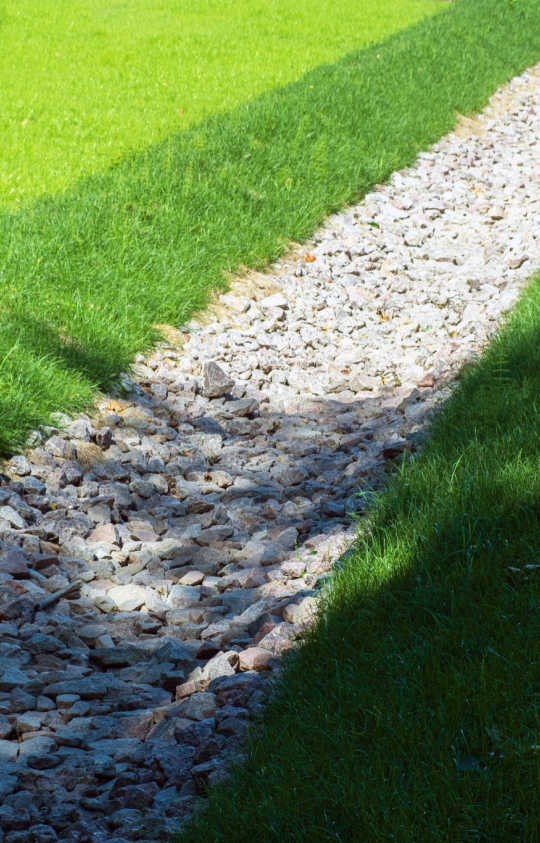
201,361 -> 235,398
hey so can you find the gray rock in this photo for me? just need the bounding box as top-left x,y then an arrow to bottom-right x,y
0,740 -> 18,762
0,507 -> 26,529
0,668 -> 31,693
18,735 -> 57,767
90,645 -> 148,668
175,692 -> 217,721
27,827 -> 58,843
0,805 -> 29,831
86,738 -> 145,762
167,584 -> 201,609
282,595 -> 318,626
0,774 -> 18,801
15,711 -> 42,734
0,714 -> 12,739
152,638 -> 194,665
260,293 -> 288,309
257,621 -> 297,654
8,455 -> 31,476
201,361 -> 235,398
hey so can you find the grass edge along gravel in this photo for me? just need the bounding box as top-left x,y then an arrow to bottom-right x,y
175,269 -> 540,841
1,0 -> 540,452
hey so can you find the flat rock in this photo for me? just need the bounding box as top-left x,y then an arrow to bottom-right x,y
108,584 -> 148,611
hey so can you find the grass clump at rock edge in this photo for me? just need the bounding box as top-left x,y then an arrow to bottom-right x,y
175,271 -> 540,841
1,0 -> 540,452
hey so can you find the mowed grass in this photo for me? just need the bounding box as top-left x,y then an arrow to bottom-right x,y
1,0 -> 540,453
176,271 -> 540,841
0,0 -> 438,209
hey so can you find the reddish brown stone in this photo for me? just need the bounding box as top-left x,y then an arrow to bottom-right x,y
176,679 -> 205,700
88,523 -> 118,544
238,647 -> 273,672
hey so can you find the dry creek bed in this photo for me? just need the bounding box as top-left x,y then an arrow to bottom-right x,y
0,65 -> 539,842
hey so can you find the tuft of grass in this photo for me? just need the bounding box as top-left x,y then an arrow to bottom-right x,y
0,0 -> 540,452
175,270 -> 540,841
0,0 -> 437,209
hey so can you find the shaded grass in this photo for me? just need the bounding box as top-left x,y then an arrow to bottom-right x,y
1,0 -> 540,452
175,273 -> 540,841
0,0 -> 437,208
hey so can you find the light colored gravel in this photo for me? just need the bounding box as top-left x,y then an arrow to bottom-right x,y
0,65 -> 539,842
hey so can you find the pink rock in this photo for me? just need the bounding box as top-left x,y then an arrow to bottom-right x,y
238,647 -> 273,672
126,519 -> 157,543
175,679 -> 205,700
257,622 -> 296,654
88,523 -> 118,545
253,620 -> 276,646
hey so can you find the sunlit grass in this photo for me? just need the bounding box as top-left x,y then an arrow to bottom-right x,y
0,0 -> 438,208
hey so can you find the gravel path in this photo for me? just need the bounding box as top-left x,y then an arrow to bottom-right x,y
0,66 -> 539,842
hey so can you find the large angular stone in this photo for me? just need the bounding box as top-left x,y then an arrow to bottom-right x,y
201,361 -> 234,398
87,738 -> 145,762
44,675 -> 113,698
257,621 -> 296,654
282,595 -> 318,626
238,647 -> 273,672
0,668 -> 31,692
88,523 -> 118,544
208,672 -> 263,706
0,549 -> 30,578
190,651 -> 238,685
167,584 -> 201,609
0,506 -> 26,529
175,692 -> 217,721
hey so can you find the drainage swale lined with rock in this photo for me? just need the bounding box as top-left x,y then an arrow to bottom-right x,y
0,66 -> 539,842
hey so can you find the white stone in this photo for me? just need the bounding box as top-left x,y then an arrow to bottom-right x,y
108,584 -> 148,611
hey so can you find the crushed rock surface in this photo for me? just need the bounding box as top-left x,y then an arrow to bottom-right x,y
0,65 -> 539,842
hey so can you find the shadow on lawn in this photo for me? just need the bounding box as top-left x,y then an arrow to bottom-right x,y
172,302 -> 540,841
9,314 -> 131,386
171,478 -> 539,840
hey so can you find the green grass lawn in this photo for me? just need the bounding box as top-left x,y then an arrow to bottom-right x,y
0,0 -> 539,453
176,269 -> 540,841
1,0 -> 438,209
